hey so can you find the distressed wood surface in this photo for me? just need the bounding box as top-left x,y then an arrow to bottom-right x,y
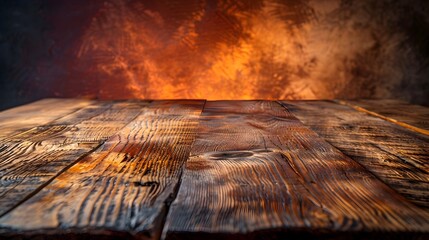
0,99 -> 428,240
0,101 -> 146,217
0,100 -> 205,240
163,101 -> 429,240
339,99 -> 429,136
0,98 -> 93,138
282,100 -> 429,209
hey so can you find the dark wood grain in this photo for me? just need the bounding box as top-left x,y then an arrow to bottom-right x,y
0,100 -> 205,240
339,99 -> 429,136
282,100 -> 429,209
0,98 -> 93,138
163,100 -> 429,240
0,101 -> 147,217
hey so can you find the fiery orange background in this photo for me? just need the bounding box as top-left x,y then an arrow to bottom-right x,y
1,0 -> 429,108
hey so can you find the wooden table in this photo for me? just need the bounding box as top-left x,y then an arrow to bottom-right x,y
0,99 -> 427,239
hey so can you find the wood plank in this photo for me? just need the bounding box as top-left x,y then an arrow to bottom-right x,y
0,100 -> 147,217
0,100 -> 205,240
281,100 -> 429,209
338,99 -> 429,136
0,98 -> 94,138
163,100 -> 429,240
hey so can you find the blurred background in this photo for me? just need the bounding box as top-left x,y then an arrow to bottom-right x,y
1,0 -> 429,110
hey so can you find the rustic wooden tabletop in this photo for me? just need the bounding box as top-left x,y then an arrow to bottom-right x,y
0,99 -> 427,239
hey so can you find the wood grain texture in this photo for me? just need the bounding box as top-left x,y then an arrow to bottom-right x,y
282,100 -> 429,209
163,100 -> 429,240
0,100 -> 146,217
339,99 -> 429,136
0,98 -> 94,138
0,100 -> 205,240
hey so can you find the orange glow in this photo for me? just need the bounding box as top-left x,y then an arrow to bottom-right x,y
71,0 -> 310,99
69,0 -> 398,100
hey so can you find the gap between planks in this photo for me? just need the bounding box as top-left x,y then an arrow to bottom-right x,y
335,100 -> 429,136
1,99 -> 428,240
0,142 -> 104,218
0,100 -> 206,240
0,100 -> 150,217
163,100 -> 429,240
280,100 -> 429,209
0,98 -> 94,138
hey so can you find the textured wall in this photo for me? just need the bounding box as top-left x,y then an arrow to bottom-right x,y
1,0 -> 429,110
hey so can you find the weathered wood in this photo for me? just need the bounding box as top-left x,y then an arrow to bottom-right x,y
282,100 -> 429,209
0,98 -> 93,138
0,100 -> 205,240
338,99 -> 429,136
163,100 -> 429,240
0,101 -> 147,217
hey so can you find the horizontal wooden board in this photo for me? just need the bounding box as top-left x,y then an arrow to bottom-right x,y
282,100 -> 429,209
0,98 -> 93,138
163,101 -> 429,240
0,101 -> 147,217
339,99 -> 429,136
0,100 -> 205,240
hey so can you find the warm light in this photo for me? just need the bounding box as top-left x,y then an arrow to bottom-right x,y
61,0 -> 405,101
